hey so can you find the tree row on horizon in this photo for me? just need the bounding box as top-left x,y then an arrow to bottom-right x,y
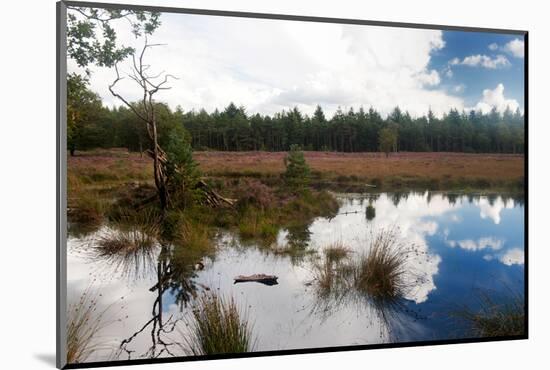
68,74 -> 525,155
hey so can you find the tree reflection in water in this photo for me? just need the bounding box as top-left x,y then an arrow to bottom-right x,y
83,222 -> 212,360
116,244 -> 184,360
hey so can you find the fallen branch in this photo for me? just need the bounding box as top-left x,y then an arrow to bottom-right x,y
234,274 -> 279,286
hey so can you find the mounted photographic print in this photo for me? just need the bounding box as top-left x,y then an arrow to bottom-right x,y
56,1 -> 527,368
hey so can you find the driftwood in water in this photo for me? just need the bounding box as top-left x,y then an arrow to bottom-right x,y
234,274 -> 279,286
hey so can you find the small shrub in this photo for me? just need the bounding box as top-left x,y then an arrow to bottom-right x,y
283,145 -> 311,192
236,179 -> 275,211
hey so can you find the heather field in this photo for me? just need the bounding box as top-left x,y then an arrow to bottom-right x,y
68,149 -> 524,191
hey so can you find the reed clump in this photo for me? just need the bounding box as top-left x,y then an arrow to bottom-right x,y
182,292 -> 255,355
457,291 -> 525,337
66,288 -> 115,364
312,242 -> 353,296
353,228 -> 412,300
92,209 -> 161,278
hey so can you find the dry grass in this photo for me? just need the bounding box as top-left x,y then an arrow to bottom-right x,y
180,292 -> 255,355
68,149 -> 152,185
69,150 -> 523,188
457,291 -> 525,337
353,228 -> 413,299
66,288 -> 116,364
324,242 -> 352,262
90,209 -> 162,279
310,230 -> 419,302
194,151 -> 524,184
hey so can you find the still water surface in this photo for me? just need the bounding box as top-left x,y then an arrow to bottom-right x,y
67,192 -> 525,361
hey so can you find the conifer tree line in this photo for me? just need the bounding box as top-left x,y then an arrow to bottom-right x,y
68,74 -> 525,155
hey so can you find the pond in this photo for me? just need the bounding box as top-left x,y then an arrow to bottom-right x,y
67,191 -> 525,362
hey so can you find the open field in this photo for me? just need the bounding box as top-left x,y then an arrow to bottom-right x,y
195,151 -> 523,180
68,149 -> 524,191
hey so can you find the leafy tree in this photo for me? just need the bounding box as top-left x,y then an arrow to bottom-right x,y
67,73 -> 104,155
283,145 -> 311,192
378,126 -> 398,157
67,6 -> 161,71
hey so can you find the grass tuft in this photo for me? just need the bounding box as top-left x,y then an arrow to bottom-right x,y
312,242 -> 353,297
66,288 -> 115,364
353,227 -> 412,299
324,242 -> 351,262
91,210 -> 162,279
457,290 -> 525,337
181,292 -> 255,355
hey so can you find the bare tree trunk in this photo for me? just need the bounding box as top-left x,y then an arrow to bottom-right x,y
151,118 -> 168,210
108,38 -> 177,211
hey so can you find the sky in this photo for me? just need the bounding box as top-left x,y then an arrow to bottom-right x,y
68,10 -> 525,119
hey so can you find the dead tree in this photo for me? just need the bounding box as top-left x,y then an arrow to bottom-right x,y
109,37 -> 236,211
109,37 -> 175,210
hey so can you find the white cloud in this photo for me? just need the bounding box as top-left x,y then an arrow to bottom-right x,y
449,57 -> 460,66
486,39 -> 524,59
472,83 -> 521,114
453,84 -> 466,93
450,236 -> 504,251
451,54 -> 510,69
416,70 -> 441,87
499,248 -> 524,266
68,10 -> 465,118
504,38 -> 525,58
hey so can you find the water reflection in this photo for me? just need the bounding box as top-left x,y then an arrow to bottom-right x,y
67,191 -> 524,361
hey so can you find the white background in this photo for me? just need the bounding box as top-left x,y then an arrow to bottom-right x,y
0,0 -> 547,369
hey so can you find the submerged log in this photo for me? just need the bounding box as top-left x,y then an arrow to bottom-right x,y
234,274 -> 279,286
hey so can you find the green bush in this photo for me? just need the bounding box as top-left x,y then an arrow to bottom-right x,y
283,145 -> 311,192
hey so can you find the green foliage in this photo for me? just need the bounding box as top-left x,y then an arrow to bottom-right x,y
378,126 -> 398,157
67,7 -> 161,69
165,126 -> 200,195
67,73 -> 105,155
68,72 -> 526,156
283,145 -> 311,191
181,103 -> 524,154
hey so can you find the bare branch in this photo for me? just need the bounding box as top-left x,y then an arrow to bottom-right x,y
108,63 -> 149,123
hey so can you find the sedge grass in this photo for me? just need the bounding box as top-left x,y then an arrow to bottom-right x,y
180,292 -> 255,355
66,288 -> 119,364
